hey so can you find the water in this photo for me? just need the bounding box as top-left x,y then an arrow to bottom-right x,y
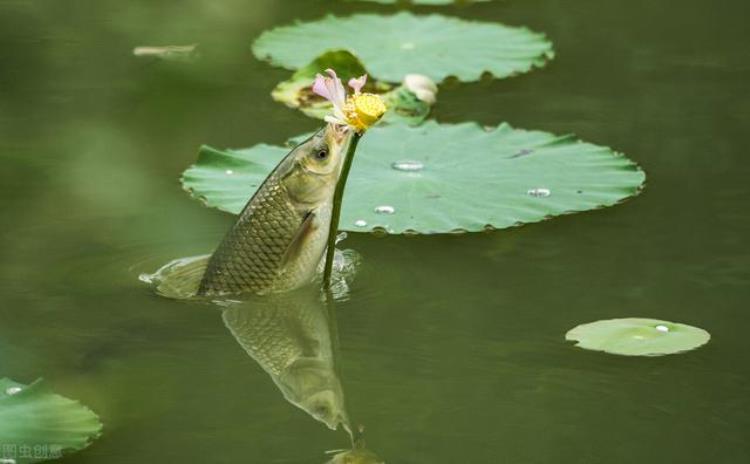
1,0 -> 749,463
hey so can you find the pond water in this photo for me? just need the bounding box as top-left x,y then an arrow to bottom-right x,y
1,0 -> 749,462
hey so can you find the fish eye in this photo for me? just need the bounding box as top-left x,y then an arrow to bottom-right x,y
314,148 -> 329,160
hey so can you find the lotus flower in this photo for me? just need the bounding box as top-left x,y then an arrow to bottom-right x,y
312,69 -> 386,132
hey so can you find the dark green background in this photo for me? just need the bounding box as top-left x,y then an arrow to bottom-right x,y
1,0 -> 748,462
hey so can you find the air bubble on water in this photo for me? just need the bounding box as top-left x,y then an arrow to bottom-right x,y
374,205 -> 395,215
5,386 -> 22,396
655,325 -> 670,333
391,160 -> 424,172
354,219 -> 368,227
225,169 -> 234,175
527,188 -> 551,198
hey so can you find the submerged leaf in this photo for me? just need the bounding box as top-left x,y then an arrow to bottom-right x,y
565,318 -> 711,356
272,50 -> 433,126
182,122 -> 645,235
0,378 -> 102,463
252,12 -> 553,82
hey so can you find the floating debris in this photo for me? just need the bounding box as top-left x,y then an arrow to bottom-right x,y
5,386 -> 22,396
132,44 -> 199,61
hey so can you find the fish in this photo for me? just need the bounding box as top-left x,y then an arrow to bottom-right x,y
221,288 -> 350,432
142,124 -> 353,299
200,124 -> 353,297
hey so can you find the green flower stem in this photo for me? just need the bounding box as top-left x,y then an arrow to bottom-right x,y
323,131 -> 362,291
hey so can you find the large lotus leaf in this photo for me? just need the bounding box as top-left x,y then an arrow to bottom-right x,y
0,378 -> 102,463
272,50 -> 432,126
565,318 -> 710,356
252,12 -> 553,82
182,122 -> 644,235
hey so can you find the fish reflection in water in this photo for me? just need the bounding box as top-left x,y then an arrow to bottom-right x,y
221,288 -> 350,432
325,425 -> 385,464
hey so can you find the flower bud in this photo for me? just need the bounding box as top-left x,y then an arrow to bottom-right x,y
403,74 -> 438,105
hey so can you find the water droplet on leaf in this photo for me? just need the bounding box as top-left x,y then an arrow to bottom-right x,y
655,325 -> 670,333
374,205 -> 395,214
225,169 -> 234,175
354,219 -> 368,227
527,188 -> 551,197
5,386 -> 22,396
391,160 -> 424,172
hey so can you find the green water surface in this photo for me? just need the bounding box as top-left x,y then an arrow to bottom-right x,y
0,0 -> 748,462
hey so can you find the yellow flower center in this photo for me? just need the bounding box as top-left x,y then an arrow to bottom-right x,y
344,93 -> 387,131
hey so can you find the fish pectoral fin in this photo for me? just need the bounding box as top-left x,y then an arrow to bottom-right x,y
278,210 -> 318,273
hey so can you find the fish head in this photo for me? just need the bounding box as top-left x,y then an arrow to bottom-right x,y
301,388 -> 351,432
278,359 -> 351,431
282,124 -> 354,205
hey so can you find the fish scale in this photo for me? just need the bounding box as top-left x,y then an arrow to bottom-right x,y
198,156 -> 335,297
200,172 -> 302,295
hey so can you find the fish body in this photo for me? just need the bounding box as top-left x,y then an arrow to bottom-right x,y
198,125 -> 353,297
222,289 -> 350,431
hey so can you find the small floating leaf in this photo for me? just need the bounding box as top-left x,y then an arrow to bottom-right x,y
252,12 -> 553,82
0,378 -> 102,463
182,122 -> 645,235
272,50 -> 433,126
565,318 -> 711,356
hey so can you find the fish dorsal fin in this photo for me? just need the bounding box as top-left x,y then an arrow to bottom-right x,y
279,210 -> 317,273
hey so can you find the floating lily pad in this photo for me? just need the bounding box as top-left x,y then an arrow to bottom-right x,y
565,318 -> 711,356
252,12 -> 553,82
0,378 -> 102,463
272,50 -> 433,126
182,121 -> 645,235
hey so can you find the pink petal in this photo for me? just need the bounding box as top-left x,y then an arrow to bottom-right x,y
324,68 -> 347,108
348,74 -> 367,94
312,74 -> 333,101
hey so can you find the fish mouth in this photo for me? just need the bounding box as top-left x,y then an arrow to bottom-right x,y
331,124 -> 354,146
